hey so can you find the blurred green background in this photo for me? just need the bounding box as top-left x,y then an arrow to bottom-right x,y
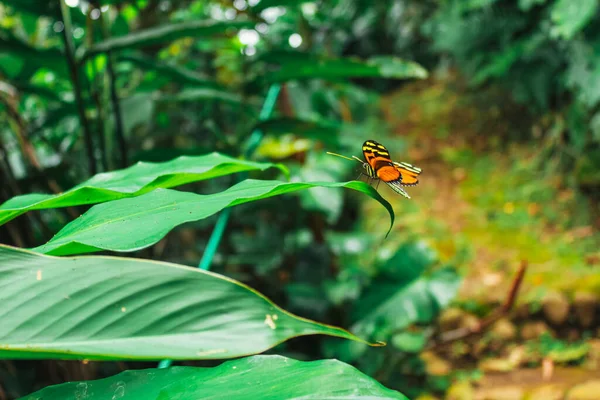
1,0 -> 600,399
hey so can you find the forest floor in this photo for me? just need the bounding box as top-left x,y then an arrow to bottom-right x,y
365,77 -> 600,400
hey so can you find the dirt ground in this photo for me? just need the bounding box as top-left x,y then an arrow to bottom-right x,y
366,78 -> 600,399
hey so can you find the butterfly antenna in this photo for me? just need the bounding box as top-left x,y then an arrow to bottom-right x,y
326,152 -> 363,163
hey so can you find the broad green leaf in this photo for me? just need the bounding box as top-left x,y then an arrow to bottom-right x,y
251,0 -> 309,13
518,0 -> 547,11
256,51 -> 428,84
13,81 -> 72,104
254,117 -> 342,145
353,268 -> 461,339
0,246 -> 376,361
132,147 -> 213,163
120,93 -> 155,135
156,88 -> 248,108
33,180 -> 394,256
551,0 -> 597,40
0,29 -> 67,78
329,268 -> 460,363
120,53 -> 222,88
0,153 -> 286,226
379,240 -> 439,282
0,53 -> 24,78
0,0 -> 57,16
21,355 -> 407,399
78,20 -> 254,61
391,331 -> 427,353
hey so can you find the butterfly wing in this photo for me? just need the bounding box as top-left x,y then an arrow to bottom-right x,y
362,140 -> 419,198
362,140 -> 392,178
373,164 -> 410,198
384,180 -> 411,199
393,161 -> 422,186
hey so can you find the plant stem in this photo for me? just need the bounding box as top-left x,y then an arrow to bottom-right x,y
197,83 -> 281,271
59,0 -> 97,175
108,57 -> 128,168
99,9 -> 128,168
84,9 -> 108,171
197,207 -> 232,271
427,260 -> 528,349
157,83 -> 281,369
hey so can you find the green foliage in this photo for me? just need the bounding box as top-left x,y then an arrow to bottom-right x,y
0,0 -> 452,398
325,242 -> 461,369
0,153 -> 286,226
22,356 -> 408,400
0,29 -> 67,78
551,0 -> 597,39
255,51 -> 428,84
78,20 -> 255,61
0,245 -> 375,360
254,117 -> 344,146
424,0 -> 600,182
0,0 -> 58,18
119,53 -> 222,88
527,333 -> 590,364
33,180 -> 394,256
353,268 -> 461,340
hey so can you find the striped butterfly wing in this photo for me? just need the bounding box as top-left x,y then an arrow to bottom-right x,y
393,161 -> 422,186
362,140 -> 411,198
362,140 -> 393,179
383,178 -> 411,198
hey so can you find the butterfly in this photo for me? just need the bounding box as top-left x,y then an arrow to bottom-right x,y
327,139 -> 422,199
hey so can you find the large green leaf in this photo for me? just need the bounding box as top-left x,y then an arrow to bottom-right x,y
353,268 -> 462,339
255,51 -> 428,84
156,88 -> 248,108
33,180 -> 394,256
0,0 -> 57,17
551,0 -> 597,39
251,0 -> 309,13
78,20 -> 254,61
0,29 -> 67,78
328,268 -> 461,363
0,246 -> 376,360
254,117 -> 343,145
0,153 -> 285,226
21,355 -> 407,399
13,81 -> 72,104
120,53 -> 222,88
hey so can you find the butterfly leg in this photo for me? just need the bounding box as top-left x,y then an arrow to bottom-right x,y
375,179 -> 381,190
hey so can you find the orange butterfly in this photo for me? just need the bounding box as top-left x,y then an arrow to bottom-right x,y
327,139 -> 422,198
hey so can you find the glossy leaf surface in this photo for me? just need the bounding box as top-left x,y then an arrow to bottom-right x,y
78,20 -> 254,60
0,246 -> 372,360
0,153 -> 285,226
21,356 -> 407,399
33,180 -> 394,255
120,53 -> 222,88
354,268 -> 462,337
254,117 -> 342,145
257,51 -> 428,83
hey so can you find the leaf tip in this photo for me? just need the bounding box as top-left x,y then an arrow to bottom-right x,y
275,163 -> 291,180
